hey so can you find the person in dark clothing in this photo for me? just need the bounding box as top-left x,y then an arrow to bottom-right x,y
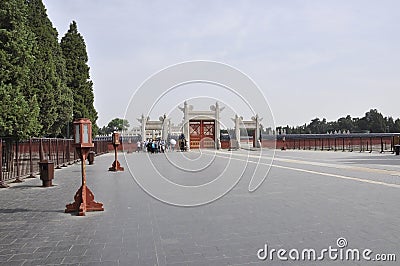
147,139 -> 153,153
179,134 -> 186,151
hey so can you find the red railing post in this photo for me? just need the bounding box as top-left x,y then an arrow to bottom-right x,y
67,140 -> 72,165
14,140 -> 23,183
369,137 -> 373,153
28,138 -> 35,178
48,138 -> 51,160
39,138 -> 44,161
333,138 -> 335,151
342,138 -> 345,152
74,145 -> 78,162
56,138 -> 61,169
350,138 -> 353,152
360,137 -> 362,152
62,139 -> 67,167
391,136 -> 394,153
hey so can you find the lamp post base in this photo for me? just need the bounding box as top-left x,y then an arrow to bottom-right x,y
65,185 -> 104,216
0,182 -> 9,188
109,160 -> 124,171
11,178 -> 24,183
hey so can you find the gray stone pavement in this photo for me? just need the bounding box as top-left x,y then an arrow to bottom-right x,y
0,150 -> 399,265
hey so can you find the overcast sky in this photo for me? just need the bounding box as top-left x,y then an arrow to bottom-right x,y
43,0 -> 400,128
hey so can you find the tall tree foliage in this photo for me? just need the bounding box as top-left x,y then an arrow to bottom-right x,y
279,109 -> 400,134
26,0 -> 73,136
0,0 -> 41,139
0,85 -> 40,139
0,1 -> 97,139
60,21 -> 98,135
98,118 -> 130,135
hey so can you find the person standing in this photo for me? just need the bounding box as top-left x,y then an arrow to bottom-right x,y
170,138 -> 176,151
160,139 -> 165,153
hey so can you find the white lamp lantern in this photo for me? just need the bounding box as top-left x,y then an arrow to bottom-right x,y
73,118 -> 93,148
112,132 -> 120,145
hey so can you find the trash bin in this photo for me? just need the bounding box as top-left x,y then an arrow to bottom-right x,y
38,160 -> 54,187
88,151 -> 95,165
394,145 -> 400,156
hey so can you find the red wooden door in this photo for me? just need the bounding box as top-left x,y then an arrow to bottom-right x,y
189,120 -> 215,149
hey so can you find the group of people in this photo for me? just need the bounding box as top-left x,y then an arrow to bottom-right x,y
136,138 -> 175,153
135,134 -> 187,153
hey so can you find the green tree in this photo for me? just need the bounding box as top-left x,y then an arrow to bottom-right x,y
394,119 -> 400,132
360,109 -> 386,133
0,85 -> 41,140
385,117 -> 394,133
0,0 -> 41,139
97,126 -> 107,135
60,21 -> 98,135
306,118 -> 328,134
337,115 -> 355,132
278,109 -> 400,134
103,118 -> 130,134
26,0 -> 73,136
308,118 -> 321,134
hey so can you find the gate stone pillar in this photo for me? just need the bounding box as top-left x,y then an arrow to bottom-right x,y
138,114 -> 146,141
183,101 -> 190,150
215,102 -> 221,149
161,114 -> 168,140
253,114 -> 262,148
168,120 -> 171,139
232,114 -> 241,149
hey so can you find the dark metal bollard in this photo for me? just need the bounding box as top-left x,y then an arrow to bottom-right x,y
394,145 -> 400,156
38,160 -> 54,187
88,151 -> 95,165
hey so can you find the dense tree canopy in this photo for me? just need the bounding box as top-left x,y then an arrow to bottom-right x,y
278,109 -> 400,134
98,118 -> 130,135
26,0 -> 73,136
60,21 -> 98,135
0,0 -> 41,140
0,0 -> 97,140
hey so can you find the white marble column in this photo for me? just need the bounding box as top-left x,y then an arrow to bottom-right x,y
215,102 -> 220,149
168,120 -> 171,139
183,101 -> 190,150
254,114 -> 261,148
233,114 -> 241,149
161,114 -> 168,140
137,114 -> 146,141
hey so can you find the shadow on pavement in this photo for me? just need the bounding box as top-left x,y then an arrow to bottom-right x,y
0,208 -> 63,213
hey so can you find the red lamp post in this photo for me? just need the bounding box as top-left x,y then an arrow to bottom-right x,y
108,132 -> 124,171
65,118 -> 104,216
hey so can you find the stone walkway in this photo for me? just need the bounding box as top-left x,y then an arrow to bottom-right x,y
0,151 -> 399,265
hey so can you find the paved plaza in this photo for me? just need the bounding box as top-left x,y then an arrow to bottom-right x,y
0,149 -> 399,265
